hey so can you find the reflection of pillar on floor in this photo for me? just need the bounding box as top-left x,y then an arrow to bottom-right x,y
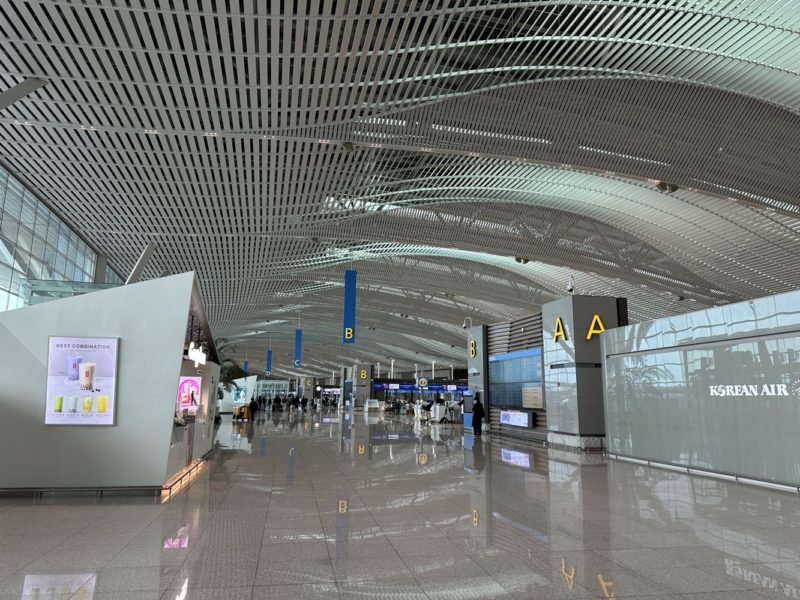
548,452 -> 611,597
335,494 -> 349,563
467,436 -> 492,549
287,447 -> 296,484
259,431 -> 267,457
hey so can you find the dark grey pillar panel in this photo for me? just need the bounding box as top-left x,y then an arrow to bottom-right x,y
466,325 -> 488,412
542,295 -> 625,448
354,364 -> 374,408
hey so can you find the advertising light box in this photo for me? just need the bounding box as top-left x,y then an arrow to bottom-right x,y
177,376 -> 202,412
500,409 -> 531,428
46,337 -> 119,426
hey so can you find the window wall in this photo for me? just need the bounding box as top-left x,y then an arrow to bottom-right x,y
0,166 -> 106,311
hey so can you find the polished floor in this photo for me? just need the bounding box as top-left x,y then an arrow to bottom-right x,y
1,410 -> 800,599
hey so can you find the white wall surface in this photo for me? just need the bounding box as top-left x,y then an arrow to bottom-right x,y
166,359 -> 220,480
0,273 -> 195,488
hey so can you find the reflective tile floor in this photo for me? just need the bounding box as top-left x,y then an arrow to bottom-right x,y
2,410 -> 800,599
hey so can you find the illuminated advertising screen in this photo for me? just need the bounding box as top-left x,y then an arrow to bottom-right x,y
500,409 -> 530,428
177,376 -> 202,412
46,337 -> 119,426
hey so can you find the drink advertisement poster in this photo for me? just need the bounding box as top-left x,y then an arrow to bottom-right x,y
177,376 -> 202,411
46,337 -> 119,425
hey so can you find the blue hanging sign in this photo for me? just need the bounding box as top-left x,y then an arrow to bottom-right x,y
293,328 -> 302,368
342,270 -> 357,344
243,359 -> 249,375
266,349 -> 272,375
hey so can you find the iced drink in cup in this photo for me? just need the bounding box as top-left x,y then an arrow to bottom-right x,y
79,362 -> 96,390
82,396 -> 93,413
67,355 -> 83,381
97,395 -> 108,413
68,396 -> 79,413
53,395 -> 64,413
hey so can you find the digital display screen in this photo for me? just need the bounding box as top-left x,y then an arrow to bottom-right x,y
177,376 -> 202,412
500,410 -> 530,428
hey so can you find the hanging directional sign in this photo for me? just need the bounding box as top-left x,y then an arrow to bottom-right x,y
266,349 -> 272,375
293,328 -> 302,368
342,270 -> 357,344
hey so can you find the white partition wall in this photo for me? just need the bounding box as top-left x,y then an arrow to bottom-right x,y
0,272 -> 195,488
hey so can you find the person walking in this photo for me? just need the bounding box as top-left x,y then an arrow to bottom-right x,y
249,397 -> 258,421
472,397 -> 485,438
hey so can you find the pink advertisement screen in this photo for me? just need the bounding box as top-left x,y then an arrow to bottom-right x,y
177,376 -> 202,411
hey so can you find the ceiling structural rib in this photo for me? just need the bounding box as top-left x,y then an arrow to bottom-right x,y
0,1 -> 799,374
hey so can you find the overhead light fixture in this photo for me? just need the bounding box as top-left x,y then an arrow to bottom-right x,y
143,129 -> 158,134
205,132 -> 217,137
514,257 -> 529,264
655,181 -> 679,193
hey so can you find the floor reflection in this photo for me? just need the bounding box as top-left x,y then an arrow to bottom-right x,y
0,408 -> 799,598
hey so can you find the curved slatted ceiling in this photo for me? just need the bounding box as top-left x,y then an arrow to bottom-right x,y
0,1 -> 799,378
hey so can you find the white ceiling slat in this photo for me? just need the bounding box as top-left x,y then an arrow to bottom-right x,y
0,1 -> 800,371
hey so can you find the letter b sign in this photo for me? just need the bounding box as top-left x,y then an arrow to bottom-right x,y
469,339 -> 476,357
360,369 -> 367,380
344,327 -> 353,339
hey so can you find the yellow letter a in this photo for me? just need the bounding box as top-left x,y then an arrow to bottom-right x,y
553,317 -> 567,342
586,314 -> 606,340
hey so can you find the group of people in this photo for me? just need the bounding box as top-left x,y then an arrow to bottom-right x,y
244,394 -> 316,419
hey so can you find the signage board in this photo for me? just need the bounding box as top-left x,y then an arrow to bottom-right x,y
374,382 -> 470,391
188,341 -> 206,366
177,376 -> 202,412
500,409 -> 531,428
342,270 -> 357,343
522,385 -> 544,409
46,337 -> 119,426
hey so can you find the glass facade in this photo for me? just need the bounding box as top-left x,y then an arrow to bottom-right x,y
488,348 -> 543,408
0,166 -> 108,311
604,289 -> 800,486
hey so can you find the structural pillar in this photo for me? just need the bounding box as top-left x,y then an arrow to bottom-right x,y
465,324 -> 488,431
353,364 -> 374,409
542,295 -> 627,450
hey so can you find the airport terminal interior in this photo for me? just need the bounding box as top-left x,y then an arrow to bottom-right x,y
1,1 -> 800,598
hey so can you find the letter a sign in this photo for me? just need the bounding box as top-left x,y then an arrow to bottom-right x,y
585,314 -> 606,340
553,317 -> 567,342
